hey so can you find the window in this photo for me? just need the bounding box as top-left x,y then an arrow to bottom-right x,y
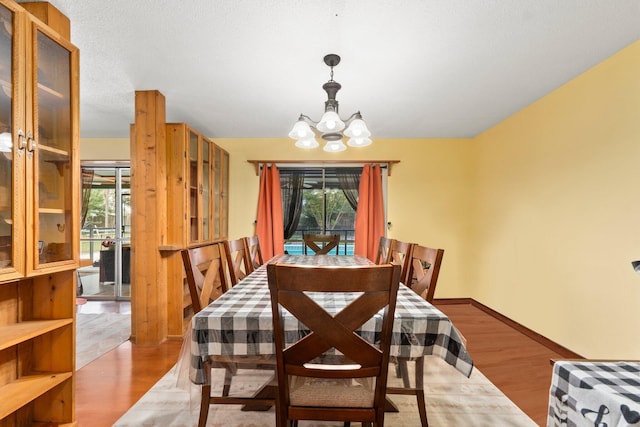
280,167 -> 362,255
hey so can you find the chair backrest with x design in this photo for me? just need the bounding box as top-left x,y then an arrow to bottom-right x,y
302,233 -> 341,255
267,263 -> 401,426
223,238 -> 252,285
405,244 -> 445,303
388,239 -> 414,284
375,236 -> 395,264
181,243 -> 229,313
244,235 -> 264,272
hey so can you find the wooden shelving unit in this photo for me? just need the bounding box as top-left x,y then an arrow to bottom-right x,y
0,0 -> 79,424
165,123 -> 229,338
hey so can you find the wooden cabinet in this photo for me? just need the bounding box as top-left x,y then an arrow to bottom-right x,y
213,144 -> 229,241
165,123 -> 228,337
0,0 -> 78,424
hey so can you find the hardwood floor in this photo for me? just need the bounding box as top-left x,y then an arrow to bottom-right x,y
75,301 -> 183,426
436,300 -> 576,426
75,300 -> 572,426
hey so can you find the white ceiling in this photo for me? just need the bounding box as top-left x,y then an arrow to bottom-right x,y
20,0 -> 640,139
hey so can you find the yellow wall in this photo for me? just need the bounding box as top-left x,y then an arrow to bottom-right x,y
79,40 -> 640,358
471,40 -> 640,358
80,138 -> 130,160
213,137 -> 474,297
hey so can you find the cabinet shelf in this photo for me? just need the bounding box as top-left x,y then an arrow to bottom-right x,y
39,143 -> 69,157
37,81 -> 65,101
0,372 -> 73,419
39,207 -> 66,214
0,318 -> 72,351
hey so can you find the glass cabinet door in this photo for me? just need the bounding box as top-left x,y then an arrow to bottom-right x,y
202,138 -> 211,241
33,25 -> 75,266
0,3 -> 15,271
213,146 -> 221,239
221,151 -> 229,239
188,130 -> 198,243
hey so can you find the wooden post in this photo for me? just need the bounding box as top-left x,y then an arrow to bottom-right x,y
130,90 -> 168,344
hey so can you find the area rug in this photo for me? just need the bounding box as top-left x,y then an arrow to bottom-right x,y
76,312 -> 131,369
114,356 -> 537,426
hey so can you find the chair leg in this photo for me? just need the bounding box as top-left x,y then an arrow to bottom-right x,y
198,384 -> 211,427
415,357 -> 428,427
222,367 -> 234,396
399,359 -> 411,388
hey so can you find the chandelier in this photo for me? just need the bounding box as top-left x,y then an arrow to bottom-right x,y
288,54 -> 371,152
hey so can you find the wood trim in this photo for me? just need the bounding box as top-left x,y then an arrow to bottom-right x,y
247,160 -> 400,176
435,298 -> 583,359
20,2 -> 70,40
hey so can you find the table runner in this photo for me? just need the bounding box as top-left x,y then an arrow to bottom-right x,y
189,254 -> 473,384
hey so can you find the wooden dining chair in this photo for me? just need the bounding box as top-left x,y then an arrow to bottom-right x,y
267,263 -> 401,427
405,245 -> 444,303
387,244 -> 445,427
182,242 -> 274,427
388,239 -> 413,284
244,235 -> 264,272
303,233 -> 341,255
223,238 -> 253,285
181,242 -> 229,313
375,236 -> 395,264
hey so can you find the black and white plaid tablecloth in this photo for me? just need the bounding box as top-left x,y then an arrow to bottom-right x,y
189,255 -> 474,384
548,360 -> 640,427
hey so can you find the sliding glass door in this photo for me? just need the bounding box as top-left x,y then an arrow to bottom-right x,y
78,163 -> 131,300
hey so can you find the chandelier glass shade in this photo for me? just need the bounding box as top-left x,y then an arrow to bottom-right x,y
289,54 -> 371,152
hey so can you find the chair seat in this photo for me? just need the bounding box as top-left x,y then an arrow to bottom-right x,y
290,377 -> 375,408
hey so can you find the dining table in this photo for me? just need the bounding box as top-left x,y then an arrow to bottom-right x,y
548,360 -> 640,427
187,254 -> 474,389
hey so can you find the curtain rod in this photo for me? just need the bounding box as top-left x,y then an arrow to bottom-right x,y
246,160 -> 400,176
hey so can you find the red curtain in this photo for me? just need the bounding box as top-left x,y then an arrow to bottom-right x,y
354,164 -> 385,261
256,164 -> 285,260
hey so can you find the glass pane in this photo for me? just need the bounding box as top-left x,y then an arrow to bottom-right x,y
36,30 -> 72,264
79,166 -> 131,299
188,131 -> 198,242
213,147 -> 221,238
221,152 -> 228,238
202,139 -> 210,240
282,167 -> 359,255
0,4 -> 13,268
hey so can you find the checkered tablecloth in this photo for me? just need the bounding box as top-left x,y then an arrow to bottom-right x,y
547,361 -> 640,427
189,255 -> 474,384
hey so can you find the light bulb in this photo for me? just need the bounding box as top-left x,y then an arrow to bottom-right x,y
323,140 -> 346,153
288,120 -> 314,140
317,111 -> 345,133
295,137 -> 319,149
